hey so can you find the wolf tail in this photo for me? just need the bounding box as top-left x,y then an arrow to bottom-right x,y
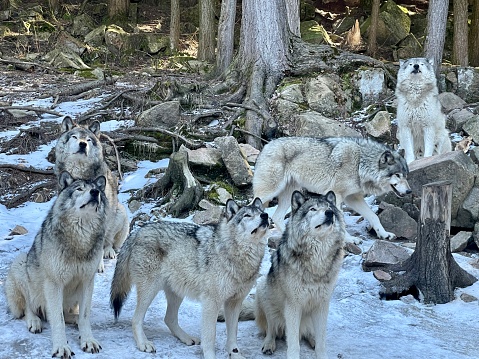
110,237 -> 133,320
5,253 -> 28,318
217,297 -> 256,322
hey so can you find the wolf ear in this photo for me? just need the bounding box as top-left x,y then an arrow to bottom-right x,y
426,57 -> 435,67
61,116 -> 75,133
324,191 -> 337,206
94,175 -> 106,192
399,59 -> 405,67
89,121 -> 101,137
225,199 -> 240,221
379,150 -> 395,167
59,171 -> 74,191
398,148 -> 406,158
291,191 -> 306,213
252,197 -> 264,212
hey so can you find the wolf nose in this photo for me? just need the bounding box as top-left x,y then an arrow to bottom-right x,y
90,189 -> 99,198
406,189 -> 412,194
260,213 -> 268,220
413,64 -> 419,70
79,142 -> 87,149
325,210 -> 334,219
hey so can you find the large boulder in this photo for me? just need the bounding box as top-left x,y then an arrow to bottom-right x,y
304,75 -> 350,117
456,67 -> 479,103
136,101 -> 181,128
353,68 -> 388,106
214,136 -> 253,186
291,111 -> 360,137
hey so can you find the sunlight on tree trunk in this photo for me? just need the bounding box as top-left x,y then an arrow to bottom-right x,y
216,0 -> 237,76
453,0 -> 468,66
198,0 -> 216,62
285,0 -> 300,36
470,0 -> 479,66
367,0 -> 380,57
424,0 -> 449,76
170,0 -> 180,52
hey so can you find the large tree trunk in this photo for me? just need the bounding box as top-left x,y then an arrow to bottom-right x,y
235,0 -> 292,148
285,0 -> 300,36
453,0 -> 469,66
198,0 -> 216,62
367,0 -> 380,57
215,0 -> 237,76
108,0 -> 129,18
170,0 -> 180,52
424,0 -> 449,75
470,0 -> 479,66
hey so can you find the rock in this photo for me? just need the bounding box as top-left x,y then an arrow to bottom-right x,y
141,33 -> 170,54
450,231 -> 472,253
6,109 -> 37,118
463,116 -> 479,144
193,200 -> 224,225
373,270 -> 392,281
460,293 -> 478,303
291,111 -> 360,137
378,204 -> 417,240
136,101 -> 180,128
216,187 -> 232,204
364,111 -> 391,138
438,92 -> 467,112
344,242 -> 362,255
355,68 -> 387,106
56,31 -> 87,56
457,67 -> 479,103
304,75 -> 349,117
458,187 -> 479,228
394,33 -> 422,60
105,25 -> 129,54
9,225 -> 28,236
42,49 -> 91,70
128,199 -> 142,213
72,13 -> 96,37
278,82 -> 304,103
214,136 -> 253,186
448,109 -> 476,132
84,25 -> 107,47
181,145 -> 222,167
239,143 -> 260,164
362,240 -> 411,271
300,20 -> 333,45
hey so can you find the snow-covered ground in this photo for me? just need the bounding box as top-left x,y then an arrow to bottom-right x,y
1,99 -> 479,358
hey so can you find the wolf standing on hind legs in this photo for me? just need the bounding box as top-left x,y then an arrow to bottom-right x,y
5,172 -> 108,358
55,116 -> 129,270
110,198 -> 269,359
253,136 -> 411,241
395,57 -> 452,164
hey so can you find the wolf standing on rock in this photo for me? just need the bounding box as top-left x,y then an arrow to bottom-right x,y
5,172 -> 108,358
55,116 -> 129,269
395,57 -> 451,164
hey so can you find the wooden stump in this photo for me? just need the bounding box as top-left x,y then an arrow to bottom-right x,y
379,181 -> 477,304
145,150 -> 203,217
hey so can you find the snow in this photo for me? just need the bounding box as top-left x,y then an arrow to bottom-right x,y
1,101 -> 479,359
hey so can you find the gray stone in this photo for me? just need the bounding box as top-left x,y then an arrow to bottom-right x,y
239,143 -> 260,164
364,111 -> 391,138
181,145 -> 222,167
438,92 -> 467,113
216,187 -> 232,204
136,101 -> 180,129
305,75 -> 347,117
363,240 -> 411,271
450,231 -> 472,253
378,204 -> 417,240
193,201 -> 224,225
449,109 -> 476,132
84,25 -> 107,47
457,67 -> 479,103
214,136 -> 253,186
278,83 -> 304,104
457,187 -> 479,228
291,111 -> 360,138
463,116 -> 479,144
356,68 -> 387,105
394,33 -> 422,60
460,293 -> 478,302
72,13 -> 96,37
10,225 -> 28,236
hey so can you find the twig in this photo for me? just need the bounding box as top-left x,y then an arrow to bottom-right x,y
0,164 -> 54,175
230,125 -> 269,144
0,106 -> 63,117
120,127 -> 204,149
224,102 -> 271,121
0,58 -> 59,73
100,133 -> 123,180
6,181 -> 55,208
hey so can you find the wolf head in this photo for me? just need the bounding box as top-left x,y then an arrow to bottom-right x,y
224,197 -> 269,239
57,171 -> 107,214
289,190 -> 343,238
378,150 -> 411,197
397,57 -> 436,87
55,116 -> 103,162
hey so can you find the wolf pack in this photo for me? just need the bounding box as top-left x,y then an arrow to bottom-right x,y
4,57 -> 450,359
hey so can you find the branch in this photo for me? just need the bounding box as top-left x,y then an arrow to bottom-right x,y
0,106 -> 63,117
100,133 -> 123,180
0,164 -> 54,175
120,127 -> 204,149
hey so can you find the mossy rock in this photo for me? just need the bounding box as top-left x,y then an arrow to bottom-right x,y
300,20 -> 332,45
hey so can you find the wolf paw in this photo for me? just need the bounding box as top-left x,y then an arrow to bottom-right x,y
376,229 -> 396,240
344,232 -> 362,245
97,260 -> 105,273
182,335 -> 200,346
81,337 -> 102,353
262,340 -> 276,355
138,341 -> 156,353
103,247 -> 117,259
52,344 -> 74,359
229,347 -> 246,358
27,316 -> 42,334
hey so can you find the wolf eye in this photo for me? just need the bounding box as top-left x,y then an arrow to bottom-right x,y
309,207 -> 317,211
72,135 -> 77,139
87,138 -> 92,142
244,214 -> 251,218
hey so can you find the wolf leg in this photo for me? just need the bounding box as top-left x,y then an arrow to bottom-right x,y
78,275 -> 101,353
224,297 -> 246,358
284,302 -> 302,359
344,193 -> 396,240
272,186 -> 295,233
312,302 -> 330,359
132,282 -> 159,353
397,126 -> 415,163
201,299 -> 221,359
43,280 -> 74,358
25,304 -> 43,334
164,287 -> 200,345
423,126 -> 436,158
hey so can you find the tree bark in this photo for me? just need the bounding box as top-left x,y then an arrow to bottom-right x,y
470,0 -> 479,66
367,0 -> 380,57
108,0 -> 129,18
453,0 -> 469,66
285,0 -> 300,36
198,0 -> 216,62
170,0 -> 180,51
424,0 -> 449,75
379,181 -> 477,304
215,0 -> 237,76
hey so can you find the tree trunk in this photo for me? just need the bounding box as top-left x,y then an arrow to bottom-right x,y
48,0 -> 60,15
108,0 -> 129,18
234,0 -> 292,148
215,0 -> 237,76
424,0 -> 449,75
285,0 -> 300,36
379,181 -> 477,304
453,0 -> 469,66
367,0 -> 380,57
170,0 -> 180,51
470,0 -> 479,66
198,0 -> 216,62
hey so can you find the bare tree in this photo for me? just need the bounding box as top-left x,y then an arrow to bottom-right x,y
424,0 -> 449,75
367,0 -> 380,57
198,0 -> 216,62
470,0 -> 479,66
216,0 -> 237,75
108,0 -> 129,18
453,0 -> 468,66
170,0 -> 180,52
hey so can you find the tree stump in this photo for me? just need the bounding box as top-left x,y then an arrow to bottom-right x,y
379,181 -> 477,304
145,150 -> 203,217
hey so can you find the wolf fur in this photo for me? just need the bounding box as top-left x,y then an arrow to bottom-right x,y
395,57 -> 451,164
5,172 -> 108,358
253,136 -> 411,240
247,191 -> 345,359
55,116 -> 129,268
110,198 -> 269,359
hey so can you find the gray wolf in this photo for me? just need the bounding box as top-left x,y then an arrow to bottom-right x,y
55,116 -> 129,269
395,57 -> 451,164
253,136 -> 411,241
238,191 -> 345,359
5,172 -> 108,358
110,198 -> 269,359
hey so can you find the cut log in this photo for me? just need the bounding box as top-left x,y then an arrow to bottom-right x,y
145,150 -> 203,218
379,181 -> 477,304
